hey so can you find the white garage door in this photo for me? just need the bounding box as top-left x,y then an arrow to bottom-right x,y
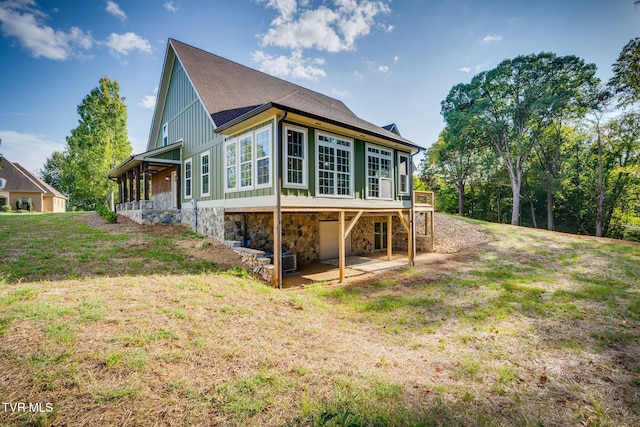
319,221 -> 352,260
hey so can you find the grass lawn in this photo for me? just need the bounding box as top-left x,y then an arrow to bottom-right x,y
0,212 -> 639,426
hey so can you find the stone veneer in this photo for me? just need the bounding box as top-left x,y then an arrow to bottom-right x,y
116,199 -> 182,225
182,204 -> 225,241
223,212 -> 411,265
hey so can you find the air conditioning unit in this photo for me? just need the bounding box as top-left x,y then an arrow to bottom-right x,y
282,253 -> 297,273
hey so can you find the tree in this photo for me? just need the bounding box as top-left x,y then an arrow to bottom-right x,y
39,151 -> 65,192
609,38 -> 640,107
442,52 -> 598,225
61,77 -> 132,210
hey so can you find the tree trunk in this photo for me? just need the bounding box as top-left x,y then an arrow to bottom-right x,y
546,187 -> 554,231
528,195 -> 538,228
497,191 -> 502,223
456,182 -> 465,216
596,122 -> 604,237
510,177 -> 521,226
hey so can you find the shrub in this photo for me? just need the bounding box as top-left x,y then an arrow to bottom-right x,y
1,205 -> 11,213
97,205 -> 118,224
623,224 -> 640,243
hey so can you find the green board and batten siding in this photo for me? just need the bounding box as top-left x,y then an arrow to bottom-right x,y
158,58 -> 225,202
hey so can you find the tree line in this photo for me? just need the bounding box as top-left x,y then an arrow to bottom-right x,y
419,39 -> 640,241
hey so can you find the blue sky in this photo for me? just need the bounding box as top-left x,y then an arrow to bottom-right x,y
0,0 -> 638,173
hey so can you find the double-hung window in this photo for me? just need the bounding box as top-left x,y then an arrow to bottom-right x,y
367,145 -> 393,199
284,126 -> 307,188
225,125 -> 272,192
398,153 -> 410,195
201,152 -> 210,196
316,132 -> 352,197
184,158 -> 192,199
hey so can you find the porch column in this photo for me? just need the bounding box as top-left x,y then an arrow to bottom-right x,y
128,170 -> 134,203
117,177 -> 123,204
135,165 -> 142,202
387,215 -> 393,261
176,165 -> 181,210
409,209 -> 415,264
143,162 -> 150,201
339,210 -> 346,283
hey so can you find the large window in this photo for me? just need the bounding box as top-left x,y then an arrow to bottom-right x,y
367,145 -> 393,199
316,132 -> 352,197
284,126 -> 307,188
398,153 -> 410,195
201,152 -> 210,196
184,158 -> 192,198
225,125 -> 272,192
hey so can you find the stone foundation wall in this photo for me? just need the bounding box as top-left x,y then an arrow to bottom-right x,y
151,192 -> 173,210
182,205 -> 225,240
117,208 -> 181,225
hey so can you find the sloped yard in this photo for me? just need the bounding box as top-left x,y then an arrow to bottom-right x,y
0,212 -> 639,426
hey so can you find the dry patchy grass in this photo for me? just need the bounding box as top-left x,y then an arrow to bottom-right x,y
0,212 -> 639,426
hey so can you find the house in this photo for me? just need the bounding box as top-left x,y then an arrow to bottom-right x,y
0,157 -> 67,212
108,39 -> 434,287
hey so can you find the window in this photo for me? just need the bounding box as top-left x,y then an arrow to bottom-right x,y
256,128 -> 271,187
184,158 -> 192,198
285,126 -> 307,188
374,222 -> 388,250
367,145 -> 393,199
398,153 -> 410,195
201,152 -> 210,196
225,140 -> 237,191
317,133 -> 352,197
162,123 -> 168,147
225,125 -> 272,192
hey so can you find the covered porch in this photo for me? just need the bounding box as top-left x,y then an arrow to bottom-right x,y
107,142 -> 183,225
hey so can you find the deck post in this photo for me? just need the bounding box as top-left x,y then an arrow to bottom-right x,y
387,215 -> 393,261
339,210 -> 345,283
273,208 -> 282,288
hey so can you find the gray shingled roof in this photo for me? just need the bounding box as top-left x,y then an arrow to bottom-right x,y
170,39 -> 421,150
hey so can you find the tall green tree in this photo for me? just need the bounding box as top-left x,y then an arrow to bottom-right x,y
442,52 -> 598,225
61,77 -> 132,210
39,151 -> 65,193
609,37 -> 640,107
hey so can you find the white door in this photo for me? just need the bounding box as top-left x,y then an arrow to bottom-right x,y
319,221 -> 352,260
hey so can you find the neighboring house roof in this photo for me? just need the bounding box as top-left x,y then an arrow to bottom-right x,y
164,39 -> 421,152
0,157 -> 66,198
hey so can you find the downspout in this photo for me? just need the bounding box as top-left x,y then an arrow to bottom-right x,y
275,110 -> 288,288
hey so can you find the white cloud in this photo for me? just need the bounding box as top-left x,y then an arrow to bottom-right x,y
252,49 -> 327,82
258,0 -> 391,53
483,33 -> 502,43
0,0 -> 93,60
331,88 -> 351,98
458,66 -> 471,73
105,1 -> 126,21
0,130 -> 65,173
105,32 -> 152,56
353,70 -> 364,80
378,64 -> 389,73
139,87 -> 158,109
393,55 -> 399,62
164,1 -> 178,12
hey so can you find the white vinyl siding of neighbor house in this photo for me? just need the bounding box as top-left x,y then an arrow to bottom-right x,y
225,124 -> 272,193
316,132 -> 353,197
284,125 -> 307,189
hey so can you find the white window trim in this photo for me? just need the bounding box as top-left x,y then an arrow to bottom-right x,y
315,131 -> 354,198
162,123 -> 168,147
397,152 -> 410,196
184,157 -> 193,199
224,125 -> 273,193
224,138 -> 238,193
255,125 -> 272,189
283,125 -> 308,189
200,151 -> 210,197
366,143 -> 394,201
